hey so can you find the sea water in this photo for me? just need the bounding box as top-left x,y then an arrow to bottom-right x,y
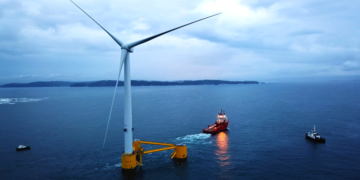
0,83 -> 359,179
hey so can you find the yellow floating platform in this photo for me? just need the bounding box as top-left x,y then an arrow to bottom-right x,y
121,139 -> 187,170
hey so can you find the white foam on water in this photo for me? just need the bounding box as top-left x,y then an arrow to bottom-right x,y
175,133 -> 212,144
102,162 -> 122,171
113,163 -> 122,168
0,98 -> 47,104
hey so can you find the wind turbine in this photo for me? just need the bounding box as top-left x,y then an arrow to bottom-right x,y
70,0 -> 220,169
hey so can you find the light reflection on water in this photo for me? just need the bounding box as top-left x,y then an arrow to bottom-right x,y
215,132 -> 229,166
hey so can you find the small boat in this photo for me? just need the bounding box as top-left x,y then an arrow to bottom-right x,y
305,125 -> 326,143
203,109 -> 229,134
16,145 -> 30,151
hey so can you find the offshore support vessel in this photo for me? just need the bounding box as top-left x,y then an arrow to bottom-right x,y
16,145 -> 30,151
305,125 -> 326,143
203,109 -> 229,134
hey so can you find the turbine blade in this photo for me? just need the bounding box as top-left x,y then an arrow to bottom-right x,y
70,0 -> 124,47
127,13 -> 221,48
103,49 -> 128,147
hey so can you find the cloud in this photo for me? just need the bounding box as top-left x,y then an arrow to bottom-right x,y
1,0 -> 360,84
341,61 -> 360,71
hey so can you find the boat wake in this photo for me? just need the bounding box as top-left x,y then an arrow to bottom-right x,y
175,133 -> 212,145
0,98 -> 47,105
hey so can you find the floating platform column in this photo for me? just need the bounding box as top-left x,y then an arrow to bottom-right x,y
173,144 -> 187,159
121,153 -> 137,170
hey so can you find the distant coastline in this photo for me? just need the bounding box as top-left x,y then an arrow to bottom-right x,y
0,80 -> 259,88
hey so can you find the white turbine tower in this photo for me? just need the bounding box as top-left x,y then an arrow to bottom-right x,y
70,0 -> 220,169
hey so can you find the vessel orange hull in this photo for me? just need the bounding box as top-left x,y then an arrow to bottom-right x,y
202,122 -> 229,134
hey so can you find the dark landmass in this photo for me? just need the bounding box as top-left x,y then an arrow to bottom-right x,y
72,80 -> 259,87
0,81 -> 74,87
1,80 -> 259,88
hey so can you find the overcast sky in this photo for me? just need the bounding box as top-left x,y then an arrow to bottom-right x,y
1,0 -> 360,84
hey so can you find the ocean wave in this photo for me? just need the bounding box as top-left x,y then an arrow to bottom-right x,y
0,98 -> 47,105
175,133 -> 212,144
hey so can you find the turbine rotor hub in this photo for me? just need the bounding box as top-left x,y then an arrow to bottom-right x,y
121,45 -> 133,53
